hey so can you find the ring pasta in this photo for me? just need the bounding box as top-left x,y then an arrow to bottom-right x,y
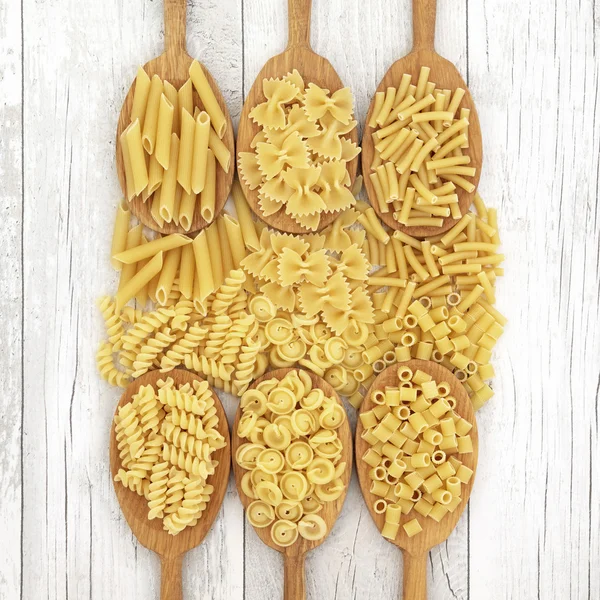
235,369 -> 347,548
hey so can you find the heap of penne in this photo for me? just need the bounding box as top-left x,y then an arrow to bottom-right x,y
120,60 -> 231,230
368,66 -> 475,228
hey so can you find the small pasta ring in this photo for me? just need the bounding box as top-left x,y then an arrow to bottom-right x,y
249,296 -> 277,322
265,318 -> 294,345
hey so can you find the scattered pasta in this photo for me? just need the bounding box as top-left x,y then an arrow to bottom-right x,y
239,70 -> 360,231
122,62 -> 231,230
113,377 -> 226,535
359,366 -> 475,538
367,66 -> 476,228
100,184 -> 503,411
235,369 -> 347,547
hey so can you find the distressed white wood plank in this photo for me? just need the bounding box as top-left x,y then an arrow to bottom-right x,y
20,1 -> 242,599
11,0 -> 600,598
0,0 -> 23,598
467,1 -> 600,600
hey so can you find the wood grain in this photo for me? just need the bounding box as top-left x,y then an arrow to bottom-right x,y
109,370 -> 231,595
355,360 -> 478,598
361,0 -> 483,238
231,368 -> 353,599
116,0 -> 235,235
236,0 -> 359,234
11,0 -> 600,598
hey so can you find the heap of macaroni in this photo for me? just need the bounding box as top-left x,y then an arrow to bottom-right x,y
238,70 -> 360,231
235,369 -> 347,547
121,61 -> 231,229
367,66 -> 476,227
359,365 -> 474,539
113,377 -> 226,535
99,180 -> 504,412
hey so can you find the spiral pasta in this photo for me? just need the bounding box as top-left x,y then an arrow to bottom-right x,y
236,369 -> 347,548
113,378 -> 224,535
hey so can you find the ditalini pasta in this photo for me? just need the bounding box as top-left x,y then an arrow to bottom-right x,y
360,366 -> 474,539
120,66 -> 231,230
238,70 -> 360,231
367,66 -> 477,228
100,188 -> 503,411
235,369 -> 347,547
112,377 -> 226,535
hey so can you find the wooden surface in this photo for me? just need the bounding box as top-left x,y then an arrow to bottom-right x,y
231,368 -> 353,599
236,0 -> 359,234
3,0 -> 600,599
355,360 -> 478,600
361,0 -> 482,237
116,0 -> 235,234
110,371 -> 231,556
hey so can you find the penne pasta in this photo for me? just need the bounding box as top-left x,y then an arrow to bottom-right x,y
189,59 -> 227,138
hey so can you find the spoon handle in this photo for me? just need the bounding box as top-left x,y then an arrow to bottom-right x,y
412,0 -> 437,51
160,555 -> 183,600
402,550 -> 427,600
287,0 -> 312,49
164,0 -> 187,55
284,554 -> 306,600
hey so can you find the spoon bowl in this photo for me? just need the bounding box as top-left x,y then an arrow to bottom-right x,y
361,0 -> 483,237
116,0 -> 235,235
355,359 -> 478,599
236,0 -> 359,234
110,370 -> 231,600
232,368 -> 353,600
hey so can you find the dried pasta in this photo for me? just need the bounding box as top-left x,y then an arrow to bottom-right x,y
367,66 -> 477,228
236,369 -> 347,547
360,367 -> 475,538
239,71 -> 360,231
113,377 -> 226,534
120,66 -> 230,230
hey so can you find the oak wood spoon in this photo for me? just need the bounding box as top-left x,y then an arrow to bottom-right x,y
355,359 -> 478,600
231,368 -> 353,600
361,0 -> 483,237
109,370 -> 231,600
236,0 -> 360,234
116,0 -> 235,235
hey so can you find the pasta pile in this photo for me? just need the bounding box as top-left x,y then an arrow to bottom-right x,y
238,70 -> 360,231
113,377 -> 226,535
99,182 -> 504,411
367,66 -> 475,228
235,369 -> 347,547
121,60 -> 231,230
360,365 -> 474,539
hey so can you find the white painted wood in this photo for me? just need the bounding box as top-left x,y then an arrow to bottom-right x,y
0,0 -> 23,598
0,0 -> 598,599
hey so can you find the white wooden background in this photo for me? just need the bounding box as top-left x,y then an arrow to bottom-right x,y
1,0 -> 599,598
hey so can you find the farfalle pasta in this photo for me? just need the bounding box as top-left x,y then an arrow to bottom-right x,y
239,71 -> 360,231
235,369 -> 346,547
113,377 -> 226,535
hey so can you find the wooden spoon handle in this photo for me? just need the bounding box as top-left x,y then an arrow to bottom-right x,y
160,555 -> 183,600
284,554 -> 306,600
402,551 -> 427,600
412,0 -> 437,51
164,0 -> 187,55
287,0 -> 312,48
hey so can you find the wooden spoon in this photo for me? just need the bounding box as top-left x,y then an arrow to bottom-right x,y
236,0 -> 360,235
361,0 -> 483,238
355,359 -> 478,600
109,370 -> 231,600
116,0 -> 235,235
231,368 -> 353,600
